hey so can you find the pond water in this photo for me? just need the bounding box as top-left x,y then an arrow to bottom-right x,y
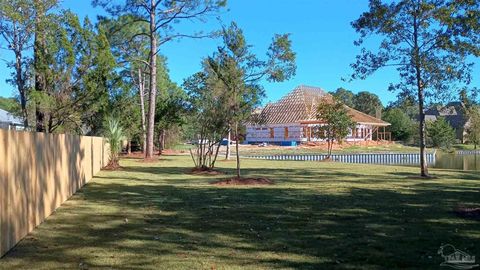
433,152 -> 480,171
244,151 -> 480,171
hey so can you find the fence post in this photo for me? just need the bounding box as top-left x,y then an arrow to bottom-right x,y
0,130 -> 8,257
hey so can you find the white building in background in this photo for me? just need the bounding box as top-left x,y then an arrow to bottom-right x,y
245,85 -> 391,145
0,108 -> 25,130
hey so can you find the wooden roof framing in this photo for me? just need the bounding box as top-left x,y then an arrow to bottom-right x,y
252,85 -> 390,127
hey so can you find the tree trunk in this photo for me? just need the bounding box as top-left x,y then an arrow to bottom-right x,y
211,140 -> 222,168
158,130 -> 162,155
145,0 -> 157,159
47,114 -> 53,133
225,129 -> 231,160
14,51 -> 28,128
138,68 -> 147,154
162,130 -> 166,151
413,12 -> 429,177
159,129 -> 165,155
34,0 -> 47,132
235,122 -> 241,178
327,140 -> 333,158
417,93 -> 429,177
127,140 -> 132,154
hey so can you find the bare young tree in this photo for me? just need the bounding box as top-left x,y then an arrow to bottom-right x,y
184,71 -> 231,171
315,96 -> 356,158
206,22 -> 296,178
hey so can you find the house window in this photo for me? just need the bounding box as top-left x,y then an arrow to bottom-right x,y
270,128 -> 274,138
284,127 -> 289,139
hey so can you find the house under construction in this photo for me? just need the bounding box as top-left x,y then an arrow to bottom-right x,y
245,85 -> 391,145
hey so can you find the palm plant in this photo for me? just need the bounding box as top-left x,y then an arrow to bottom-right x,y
104,117 -> 125,168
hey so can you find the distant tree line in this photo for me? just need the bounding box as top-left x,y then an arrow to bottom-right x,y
330,85 -> 480,151
350,0 -> 480,176
0,0 -> 226,160
329,88 -> 383,117
2,0 -> 480,175
0,97 -> 18,113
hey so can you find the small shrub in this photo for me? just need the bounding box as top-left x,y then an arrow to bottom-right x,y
104,117 -> 125,168
426,117 -> 456,150
383,108 -> 416,142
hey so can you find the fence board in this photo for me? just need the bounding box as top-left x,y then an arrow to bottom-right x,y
0,130 -> 108,257
0,130 -> 8,256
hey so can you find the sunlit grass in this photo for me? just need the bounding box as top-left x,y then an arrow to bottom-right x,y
1,156 -> 479,269
239,143 -> 423,156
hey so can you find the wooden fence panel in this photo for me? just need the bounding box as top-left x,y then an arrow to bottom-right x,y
0,130 -> 8,256
92,137 -> 103,180
0,130 -> 108,257
103,139 -> 110,166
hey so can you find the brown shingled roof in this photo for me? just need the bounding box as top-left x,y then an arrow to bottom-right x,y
254,85 -> 390,126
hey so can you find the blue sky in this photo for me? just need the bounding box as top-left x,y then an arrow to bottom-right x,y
0,0 -> 479,106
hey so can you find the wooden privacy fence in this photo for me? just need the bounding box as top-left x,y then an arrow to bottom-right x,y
0,130 -> 110,257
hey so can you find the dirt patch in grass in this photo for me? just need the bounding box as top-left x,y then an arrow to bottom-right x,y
217,159 -> 236,162
122,150 -> 187,160
138,157 -> 160,163
211,177 -> 274,186
189,168 -> 225,175
161,149 -> 187,155
122,152 -> 143,158
103,162 -> 123,171
454,206 -> 480,220
405,175 -> 439,180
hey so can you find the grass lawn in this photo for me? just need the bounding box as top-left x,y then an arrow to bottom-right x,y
453,144 -> 478,151
1,156 -> 479,269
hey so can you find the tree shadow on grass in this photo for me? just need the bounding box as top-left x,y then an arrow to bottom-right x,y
1,163 -> 479,270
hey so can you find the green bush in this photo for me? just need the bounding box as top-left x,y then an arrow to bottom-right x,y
426,117 -> 456,150
383,108 -> 416,142
104,117 -> 125,168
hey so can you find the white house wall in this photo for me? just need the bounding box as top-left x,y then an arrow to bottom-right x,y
246,123 -> 375,143
246,123 -> 302,143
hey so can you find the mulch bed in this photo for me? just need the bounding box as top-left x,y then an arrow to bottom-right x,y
211,177 -> 274,186
121,152 -> 146,159
103,163 -> 123,171
121,150 -> 186,160
454,206 -> 480,220
138,157 -> 160,163
189,168 -> 225,176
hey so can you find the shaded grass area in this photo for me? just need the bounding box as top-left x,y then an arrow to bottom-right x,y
1,156 -> 479,269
